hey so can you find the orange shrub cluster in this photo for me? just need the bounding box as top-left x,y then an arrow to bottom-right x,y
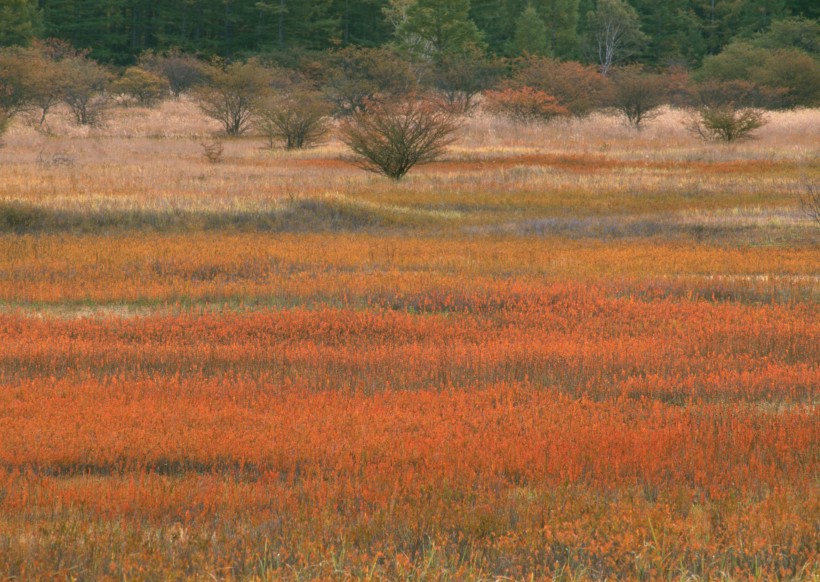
483,87 -> 570,124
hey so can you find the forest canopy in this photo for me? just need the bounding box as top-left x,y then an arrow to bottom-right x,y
0,0 -> 816,67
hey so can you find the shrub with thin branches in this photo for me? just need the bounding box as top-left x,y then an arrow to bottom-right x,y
112,67 -> 169,107
195,59 -> 273,136
200,138 -> 224,164
608,66 -> 667,129
339,97 -> 461,180
800,181 -> 820,226
687,105 -> 767,143
60,56 -> 111,126
139,49 -> 205,98
256,91 -> 331,150
0,106 -> 10,147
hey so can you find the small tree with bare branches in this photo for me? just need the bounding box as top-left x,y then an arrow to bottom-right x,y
256,91 -> 331,150
195,59 -> 273,136
0,105 -> 10,146
800,181 -> 820,226
687,104 -> 767,143
609,66 -> 667,129
339,97 -> 460,180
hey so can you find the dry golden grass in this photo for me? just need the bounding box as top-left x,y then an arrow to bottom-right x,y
1,100 -> 817,242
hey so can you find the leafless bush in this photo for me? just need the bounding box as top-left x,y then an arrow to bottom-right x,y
0,107 -> 9,148
256,91 -> 331,150
112,67 -> 169,107
195,59 -> 274,136
61,56 -> 111,126
686,105 -> 767,143
429,49 -> 502,115
36,149 -> 76,167
339,97 -> 461,181
608,66 -> 667,129
200,139 -> 224,164
800,181 -> 820,225
139,49 -> 205,97
317,46 -> 416,116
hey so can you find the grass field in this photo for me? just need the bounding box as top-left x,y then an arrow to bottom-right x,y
0,101 -> 818,580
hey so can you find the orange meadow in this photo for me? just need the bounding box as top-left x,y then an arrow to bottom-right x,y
0,104 -> 818,579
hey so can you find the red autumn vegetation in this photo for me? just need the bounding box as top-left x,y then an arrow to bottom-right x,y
0,273 -> 817,578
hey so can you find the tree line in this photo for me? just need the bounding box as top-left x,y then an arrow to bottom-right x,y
1,0 -> 818,177
0,0 -> 817,66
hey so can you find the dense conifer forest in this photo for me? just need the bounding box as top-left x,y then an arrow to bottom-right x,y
1,0 -> 817,66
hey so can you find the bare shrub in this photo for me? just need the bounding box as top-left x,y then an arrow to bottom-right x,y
139,49 -> 205,98
195,59 -> 273,136
317,46 -> 416,116
256,91 -> 331,150
608,66 -> 667,129
687,105 -> 767,143
483,87 -> 570,124
112,67 -> 169,107
200,139 -> 224,163
800,181 -> 820,225
339,97 -> 461,180
36,149 -> 76,167
0,106 -> 10,147
429,49 -> 502,115
60,56 -> 111,126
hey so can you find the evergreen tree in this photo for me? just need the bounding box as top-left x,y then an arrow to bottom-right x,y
738,0 -> 788,35
534,0 -> 580,58
750,16 -> 819,55
330,0 -> 392,46
584,0 -> 646,75
469,0 -> 513,54
41,0 -> 129,62
784,0 -> 819,18
689,0 -> 744,55
397,0 -> 485,61
510,4 -> 549,56
630,0 -> 706,65
0,0 -> 42,47
255,0 -> 338,50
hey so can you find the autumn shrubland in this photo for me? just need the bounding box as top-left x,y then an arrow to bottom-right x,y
0,99 -> 818,579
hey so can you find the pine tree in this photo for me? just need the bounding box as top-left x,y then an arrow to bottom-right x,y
689,0 -> 744,55
41,0 -> 128,62
738,0 -> 788,35
330,0 -> 392,46
534,0 -> 580,58
511,4 -> 549,56
398,0 -> 485,61
630,0 -> 706,65
0,0 -> 42,47
469,0 -> 510,54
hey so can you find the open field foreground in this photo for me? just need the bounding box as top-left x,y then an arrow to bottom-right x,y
0,103 -> 818,580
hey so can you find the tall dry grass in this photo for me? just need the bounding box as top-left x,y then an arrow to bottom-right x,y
0,101 -> 817,241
